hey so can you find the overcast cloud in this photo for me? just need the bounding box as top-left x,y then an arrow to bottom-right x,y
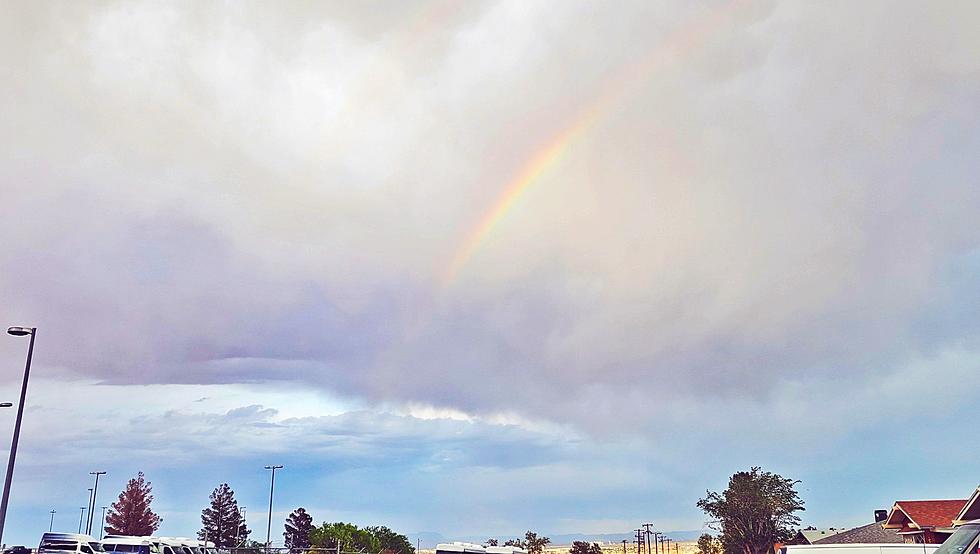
1,0 -> 979,546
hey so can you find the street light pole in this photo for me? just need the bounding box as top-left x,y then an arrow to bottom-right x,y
78,507 -> 86,534
264,465 -> 283,552
87,471 -> 106,534
100,506 -> 107,539
0,326 -> 37,545
236,507 -> 246,548
49,510 -> 56,532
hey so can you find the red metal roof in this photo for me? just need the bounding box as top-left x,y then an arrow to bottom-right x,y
895,500 -> 968,528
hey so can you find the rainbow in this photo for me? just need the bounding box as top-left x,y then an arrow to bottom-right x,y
442,0 -> 749,285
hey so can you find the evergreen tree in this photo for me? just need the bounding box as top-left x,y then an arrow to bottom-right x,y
284,508 -> 314,549
199,483 -> 250,547
104,472 -> 162,536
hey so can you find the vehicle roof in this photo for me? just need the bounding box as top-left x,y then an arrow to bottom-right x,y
784,545 -> 941,550
42,533 -> 99,542
151,538 -> 187,547
486,547 -> 527,554
435,543 -> 487,553
101,538 -> 153,545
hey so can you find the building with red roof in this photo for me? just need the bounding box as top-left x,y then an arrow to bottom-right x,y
882,498 -> 968,544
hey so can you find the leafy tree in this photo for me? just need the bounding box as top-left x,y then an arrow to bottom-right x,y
696,535 -> 721,554
485,540 -> 499,547
365,526 -> 415,554
310,522 -> 380,553
198,483 -> 250,547
569,541 -> 602,554
523,532 -> 551,554
285,508 -> 315,549
503,540 -> 525,548
697,467 -> 804,554
104,472 -> 162,536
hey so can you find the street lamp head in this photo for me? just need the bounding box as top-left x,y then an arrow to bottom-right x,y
0,403 -> 11,408
6,327 -> 32,337
264,465 -> 283,470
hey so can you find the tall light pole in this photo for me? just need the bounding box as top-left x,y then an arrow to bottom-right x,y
87,471 -> 106,534
100,506 -> 107,539
0,326 -> 37,546
49,510 -> 56,532
78,507 -> 87,534
264,465 -> 283,552
236,507 -> 247,548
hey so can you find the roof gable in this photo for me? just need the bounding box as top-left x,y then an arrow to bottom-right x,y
955,486 -> 980,524
887,500 -> 968,529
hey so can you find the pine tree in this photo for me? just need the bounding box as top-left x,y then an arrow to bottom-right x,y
199,483 -> 250,547
104,472 -> 162,536
283,508 -> 314,549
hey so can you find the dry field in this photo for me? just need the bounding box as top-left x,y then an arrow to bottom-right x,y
420,542 -> 697,554
543,543 -> 697,554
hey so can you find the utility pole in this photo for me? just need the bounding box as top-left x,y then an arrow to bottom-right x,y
78,507 -> 86,534
87,471 -> 106,534
622,540 -> 627,554
642,524 -> 654,554
635,530 -> 644,554
653,533 -> 662,554
49,510 -> 55,532
100,507 -> 107,539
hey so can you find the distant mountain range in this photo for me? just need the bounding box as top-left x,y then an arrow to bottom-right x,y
407,530 -> 709,550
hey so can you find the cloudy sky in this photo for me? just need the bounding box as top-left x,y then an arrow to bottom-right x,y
2,0 -> 980,546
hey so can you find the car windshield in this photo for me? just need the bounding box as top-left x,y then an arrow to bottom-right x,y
935,525 -> 980,554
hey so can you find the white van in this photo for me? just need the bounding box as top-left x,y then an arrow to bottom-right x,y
435,543 -> 486,554
148,538 -> 188,554
487,547 -> 527,554
38,533 -> 105,554
782,543 -> 941,554
101,537 -> 158,554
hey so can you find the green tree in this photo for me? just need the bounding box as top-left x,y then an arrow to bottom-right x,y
696,534 -> 721,554
485,540 -> 499,547
503,540 -> 524,548
285,508 -> 315,549
697,467 -> 804,554
523,532 -> 551,554
365,526 -> 415,554
310,522 -> 380,553
198,483 -> 250,547
569,541 -> 602,554
104,472 -> 162,536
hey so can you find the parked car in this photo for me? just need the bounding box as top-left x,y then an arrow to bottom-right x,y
4,545 -> 32,554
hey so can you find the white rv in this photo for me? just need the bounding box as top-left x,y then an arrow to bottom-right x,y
782,544 -> 940,554
435,543 -> 487,554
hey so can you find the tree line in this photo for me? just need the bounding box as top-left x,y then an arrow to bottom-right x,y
94,472 -> 414,554
89,466 -> 804,554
